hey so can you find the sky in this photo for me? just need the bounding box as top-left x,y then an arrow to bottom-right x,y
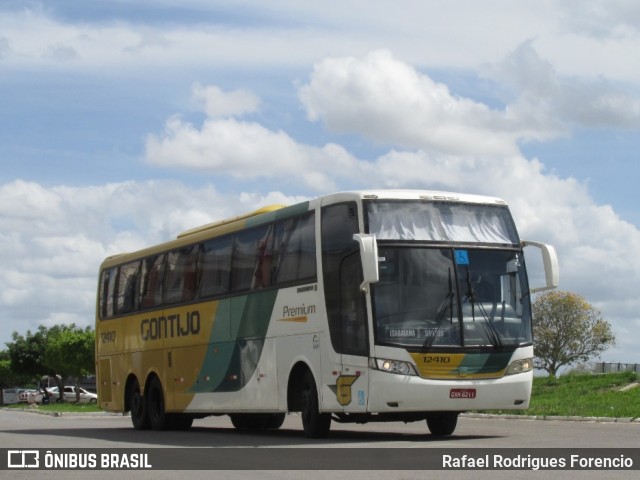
1,0 -> 639,365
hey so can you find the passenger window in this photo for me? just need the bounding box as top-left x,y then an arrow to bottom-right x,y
199,236 -> 232,297
140,254 -> 166,309
116,261 -> 141,314
99,267 -> 117,319
165,246 -> 199,304
231,226 -> 269,292
273,212 -> 316,285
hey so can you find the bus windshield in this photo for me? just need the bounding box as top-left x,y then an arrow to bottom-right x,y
371,246 -> 532,350
366,200 -> 519,245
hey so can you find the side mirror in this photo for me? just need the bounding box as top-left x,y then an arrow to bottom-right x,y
521,240 -> 559,293
353,233 -> 379,293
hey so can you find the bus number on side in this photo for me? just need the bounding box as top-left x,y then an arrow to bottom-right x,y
101,331 -> 116,343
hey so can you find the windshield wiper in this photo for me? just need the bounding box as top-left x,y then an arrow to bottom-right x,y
465,268 -> 503,349
422,268 -> 455,353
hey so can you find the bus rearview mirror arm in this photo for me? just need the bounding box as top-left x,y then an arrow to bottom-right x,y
521,240 -> 560,293
353,234 -> 380,293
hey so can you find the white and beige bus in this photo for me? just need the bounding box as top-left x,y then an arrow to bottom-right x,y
96,190 -> 558,437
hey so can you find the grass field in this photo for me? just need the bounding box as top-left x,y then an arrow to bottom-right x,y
5,372 -> 640,419
5,402 -> 103,414
490,372 -> 640,418
524,372 -> 640,418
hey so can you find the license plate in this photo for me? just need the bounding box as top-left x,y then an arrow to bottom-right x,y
450,388 -> 476,399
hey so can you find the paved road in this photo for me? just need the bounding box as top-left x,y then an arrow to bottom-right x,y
1,409 -> 638,480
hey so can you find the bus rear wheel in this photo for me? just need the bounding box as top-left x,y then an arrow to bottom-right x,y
146,376 -> 167,430
129,379 -> 150,430
300,371 -> 331,438
426,412 -> 459,436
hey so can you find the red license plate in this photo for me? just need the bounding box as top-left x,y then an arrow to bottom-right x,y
450,388 -> 476,399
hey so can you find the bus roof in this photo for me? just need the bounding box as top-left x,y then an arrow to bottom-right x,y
320,189 -> 507,206
176,205 -> 285,239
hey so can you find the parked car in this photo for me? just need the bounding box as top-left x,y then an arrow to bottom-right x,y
17,388 -> 37,403
35,386 -> 98,404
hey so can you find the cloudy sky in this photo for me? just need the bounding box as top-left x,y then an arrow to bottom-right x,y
1,0 -> 639,365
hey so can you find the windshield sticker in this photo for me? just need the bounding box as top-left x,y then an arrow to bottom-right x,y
454,250 -> 469,265
387,328 -> 448,338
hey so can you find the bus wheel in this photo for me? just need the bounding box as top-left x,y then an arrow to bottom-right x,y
229,414 -> 254,430
300,371 -> 331,438
129,379 -> 150,430
426,412 -> 459,436
265,413 -> 286,429
146,376 -> 167,430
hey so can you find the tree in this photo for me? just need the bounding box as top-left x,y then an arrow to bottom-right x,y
6,326 -> 48,380
5,324 -> 95,401
45,325 -> 95,402
0,350 -> 33,388
532,290 -> 615,376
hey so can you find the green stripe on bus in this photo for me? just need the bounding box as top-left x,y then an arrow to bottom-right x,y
457,352 -> 512,374
189,289 -> 278,393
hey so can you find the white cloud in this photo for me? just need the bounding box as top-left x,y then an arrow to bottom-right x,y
300,50 -> 522,156
559,0 -> 640,39
300,47 -> 640,155
3,2 -> 640,85
191,83 -> 260,118
145,116 -> 317,181
145,84 -> 366,191
485,42 -> 640,131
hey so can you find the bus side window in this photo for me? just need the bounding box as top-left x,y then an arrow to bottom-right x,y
99,267 -> 116,319
273,212 -> 316,285
199,236 -> 232,298
140,254 -> 166,309
231,226 -> 269,292
165,246 -> 199,304
116,261 -> 141,314
254,224 -> 277,288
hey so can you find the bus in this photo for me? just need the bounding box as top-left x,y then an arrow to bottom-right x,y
95,190 -> 558,437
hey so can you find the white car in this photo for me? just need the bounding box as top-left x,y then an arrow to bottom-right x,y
38,386 -> 98,404
17,389 -> 37,403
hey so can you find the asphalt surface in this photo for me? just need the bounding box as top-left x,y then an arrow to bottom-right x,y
1,408 -> 638,480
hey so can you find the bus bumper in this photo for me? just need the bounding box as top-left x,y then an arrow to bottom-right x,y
367,369 -> 533,412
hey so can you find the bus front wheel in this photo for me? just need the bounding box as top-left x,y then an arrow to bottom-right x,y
426,412 -> 459,436
300,371 -> 331,438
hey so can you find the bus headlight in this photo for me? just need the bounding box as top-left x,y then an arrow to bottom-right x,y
505,358 -> 534,376
373,358 -> 417,376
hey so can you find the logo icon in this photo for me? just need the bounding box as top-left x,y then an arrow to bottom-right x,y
7,450 -> 40,468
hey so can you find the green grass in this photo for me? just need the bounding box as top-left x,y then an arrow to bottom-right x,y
490,372 -> 640,418
5,402 -> 103,414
